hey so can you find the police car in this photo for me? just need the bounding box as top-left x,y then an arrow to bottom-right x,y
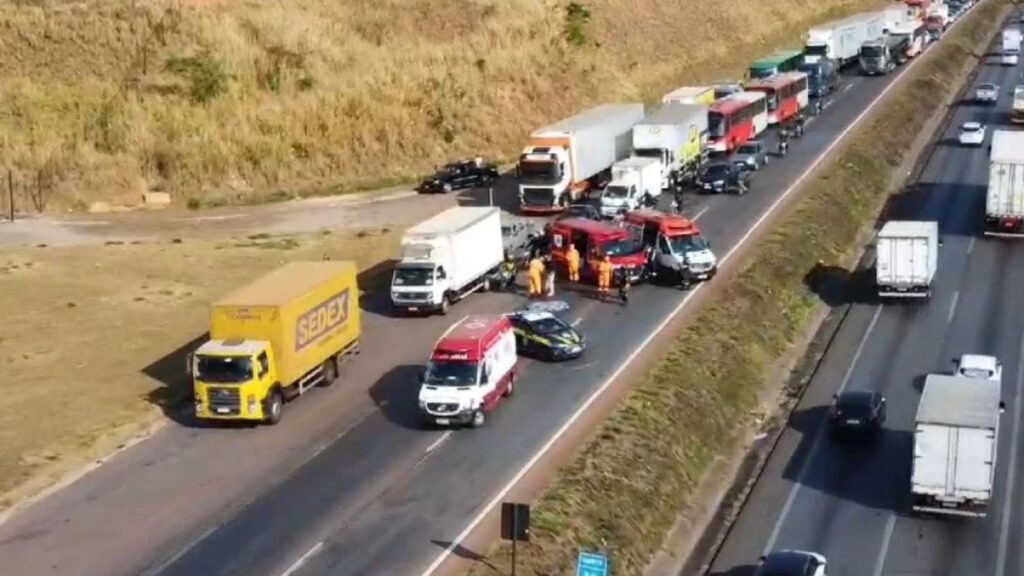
507,310 -> 585,361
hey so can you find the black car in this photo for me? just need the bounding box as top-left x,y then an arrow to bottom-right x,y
828,390 -> 886,436
698,161 -> 752,194
756,550 -> 828,576
418,158 -> 499,193
508,310 -> 585,361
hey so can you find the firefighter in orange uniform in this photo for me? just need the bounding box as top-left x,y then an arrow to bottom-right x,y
566,243 -> 581,283
597,254 -> 613,300
527,255 -> 545,297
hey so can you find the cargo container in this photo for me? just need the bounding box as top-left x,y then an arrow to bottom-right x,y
189,261 -> 361,425
804,12 -> 885,67
661,86 -> 716,106
1014,86 -> 1024,124
985,131 -> 1024,236
875,220 -> 938,299
517,103 -> 644,212
631,102 -> 709,189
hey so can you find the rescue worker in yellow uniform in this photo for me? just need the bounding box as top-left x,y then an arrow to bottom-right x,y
597,254 -> 613,300
566,243 -> 581,283
528,255 -> 545,298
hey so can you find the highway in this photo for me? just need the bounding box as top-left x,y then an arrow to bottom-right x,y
0,14 -> 973,576
706,19 -> 1024,576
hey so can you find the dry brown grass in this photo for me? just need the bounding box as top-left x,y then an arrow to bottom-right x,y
0,227 -> 400,509
0,0 -> 884,210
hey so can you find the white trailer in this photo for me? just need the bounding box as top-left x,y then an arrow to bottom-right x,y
599,157 -> 662,218
985,131 -> 1024,236
875,220 -> 938,299
805,12 -> 885,66
912,374 -> 1002,517
391,207 -> 504,314
1014,86 -> 1024,124
632,103 -> 709,190
518,104 -> 644,212
882,3 -> 911,33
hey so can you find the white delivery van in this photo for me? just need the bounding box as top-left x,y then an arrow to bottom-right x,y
391,207 -> 504,315
599,157 -> 662,218
875,220 -> 939,299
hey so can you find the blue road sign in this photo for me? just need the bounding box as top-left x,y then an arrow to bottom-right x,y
576,551 -> 609,576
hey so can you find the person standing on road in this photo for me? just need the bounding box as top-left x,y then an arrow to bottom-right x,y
597,254 -> 613,301
501,253 -> 518,291
615,266 -> 630,305
527,255 -> 545,298
566,243 -> 581,283
544,256 -> 556,297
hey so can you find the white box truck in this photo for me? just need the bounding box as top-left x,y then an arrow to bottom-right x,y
517,103 -> 644,212
631,102 -> 709,190
875,220 -> 938,299
1014,87 -> 1024,124
1002,29 -> 1021,65
882,3 -> 911,33
805,12 -> 885,66
985,130 -> 1024,236
391,207 -> 504,315
599,157 -> 662,218
912,374 -> 1003,517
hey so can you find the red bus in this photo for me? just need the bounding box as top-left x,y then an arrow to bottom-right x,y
744,72 -> 809,125
707,92 -> 768,153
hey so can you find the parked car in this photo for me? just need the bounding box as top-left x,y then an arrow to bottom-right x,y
733,140 -> 769,170
975,82 -> 999,104
508,310 -> 585,361
418,158 -> 499,193
756,550 -> 828,576
828,391 -> 886,438
698,161 -> 752,195
958,121 -> 987,146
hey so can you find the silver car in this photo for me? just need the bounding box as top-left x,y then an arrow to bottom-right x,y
733,140 -> 769,170
975,82 -> 999,104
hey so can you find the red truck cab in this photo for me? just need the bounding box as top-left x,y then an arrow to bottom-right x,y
417,315 -> 517,428
548,217 -> 647,283
624,210 -> 719,285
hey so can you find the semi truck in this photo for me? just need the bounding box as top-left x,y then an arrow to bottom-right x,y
661,86 -> 715,105
912,374 -> 1002,517
804,12 -> 885,67
875,220 -> 938,299
189,261 -> 361,425
391,206 -> 504,314
859,34 -> 910,74
631,102 -> 709,190
598,157 -> 662,218
1014,86 -> 1024,124
1002,29 -> 1022,65
517,103 -> 644,212
985,131 -> 1024,236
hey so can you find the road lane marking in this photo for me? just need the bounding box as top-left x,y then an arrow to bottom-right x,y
280,541 -> 323,576
422,24 -> 948,569
871,514 -> 897,576
994,322 -> 1024,576
425,431 -> 452,455
571,318 -> 583,327
763,305 -> 882,554
947,290 -> 960,324
139,523 -> 221,576
692,206 -> 710,221
968,236 -> 976,253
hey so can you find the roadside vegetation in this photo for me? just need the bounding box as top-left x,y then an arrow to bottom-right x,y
0,0 -> 885,211
466,0 -> 1011,573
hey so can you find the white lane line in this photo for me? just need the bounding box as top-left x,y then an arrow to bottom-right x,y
425,431 -> 452,455
844,84 -> 853,92
968,236 -> 976,253
994,321 -> 1024,576
422,26 -> 941,571
763,305 -> 883,553
139,523 -> 221,576
871,514 -> 897,576
947,290 -> 960,324
571,317 -> 583,327
692,206 -> 710,222
280,541 -> 323,576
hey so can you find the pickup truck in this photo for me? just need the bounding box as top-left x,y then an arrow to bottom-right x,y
418,158 -> 499,194
698,161 -> 752,195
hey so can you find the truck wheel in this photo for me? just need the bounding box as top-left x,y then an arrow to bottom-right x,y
470,409 -> 486,428
503,374 -> 515,398
265,390 -> 283,425
440,295 -> 451,315
482,276 -> 491,292
320,357 -> 338,387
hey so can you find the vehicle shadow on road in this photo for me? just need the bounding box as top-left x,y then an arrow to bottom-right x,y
454,173 -> 521,214
428,540 -> 497,568
803,262 -> 877,307
783,405 -> 913,511
142,332 -> 210,426
369,364 -> 425,430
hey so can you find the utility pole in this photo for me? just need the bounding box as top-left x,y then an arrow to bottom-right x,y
7,169 -> 14,222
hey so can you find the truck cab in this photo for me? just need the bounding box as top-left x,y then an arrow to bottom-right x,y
192,339 -> 278,421
624,209 -> 718,284
549,218 -> 648,284
798,59 -> 838,98
954,354 -> 1002,382
418,315 -> 517,428
517,146 -> 571,211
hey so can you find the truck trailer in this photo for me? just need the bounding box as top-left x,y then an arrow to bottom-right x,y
1014,86 -> 1024,124
912,374 -> 1002,517
631,102 -> 709,190
804,11 -> 885,67
518,103 -> 644,212
189,261 -> 361,425
875,220 -> 939,299
985,130 -> 1024,236
661,86 -> 715,106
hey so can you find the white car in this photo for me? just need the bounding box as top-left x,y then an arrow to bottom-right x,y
955,354 -> 1002,382
756,550 -> 827,576
974,82 -> 999,104
958,121 -> 986,146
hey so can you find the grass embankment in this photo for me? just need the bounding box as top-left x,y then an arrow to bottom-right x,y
0,0 -> 885,210
0,228 -> 400,511
467,1 -> 1010,573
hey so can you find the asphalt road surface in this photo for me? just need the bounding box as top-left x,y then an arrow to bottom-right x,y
0,14 -> 973,576
707,19 -> 1024,576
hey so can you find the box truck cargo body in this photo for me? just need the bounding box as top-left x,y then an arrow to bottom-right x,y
518,104 -> 644,212
985,131 -> 1024,236
599,157 -> 662,217
875,220 -> 938,298
912,374 -> 1001,517
661,86 -> 715,106
804,12 -> 885,66
391,207 -> 504,314
631,102 -> 709,190
190,261 -> 362,424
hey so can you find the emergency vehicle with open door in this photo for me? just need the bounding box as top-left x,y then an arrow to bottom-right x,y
624,209 -> 718,284
548,217 -> 648,284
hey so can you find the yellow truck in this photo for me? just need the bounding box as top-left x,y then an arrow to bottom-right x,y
188,261 -> 361,425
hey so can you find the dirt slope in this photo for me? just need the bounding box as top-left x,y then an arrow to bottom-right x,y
0,0 -> 883,210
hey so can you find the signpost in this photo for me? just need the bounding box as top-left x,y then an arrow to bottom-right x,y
576,551 -> 609,576
500,502 -> 531,576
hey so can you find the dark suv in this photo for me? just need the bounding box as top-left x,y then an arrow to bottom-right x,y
418,158 -> 499,193
698,161 -> 752,194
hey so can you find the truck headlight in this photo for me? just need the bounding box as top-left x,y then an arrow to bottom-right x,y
392,292 -> 401,300
247,395 -> 257,413
194,394 -> 203,412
